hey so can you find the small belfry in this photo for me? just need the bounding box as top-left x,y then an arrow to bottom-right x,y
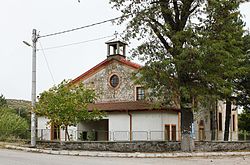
105,36 -> 127,58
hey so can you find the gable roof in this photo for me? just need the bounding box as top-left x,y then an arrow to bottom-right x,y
71,56 -> 141,84
87,101 -> 180,112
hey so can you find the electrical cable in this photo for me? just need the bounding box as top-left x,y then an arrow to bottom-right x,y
38,15 -> 130,39
38,41 -> 56,84
38,34 -> 114,51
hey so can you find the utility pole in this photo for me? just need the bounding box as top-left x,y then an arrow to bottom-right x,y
31,29 -> 38,147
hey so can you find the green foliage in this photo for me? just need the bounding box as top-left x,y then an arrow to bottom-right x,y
200,0 -> 245,98
36,80 -> 105,129
0,107 -> 29,141
6,99 -> 31,126
0,94 -> 7,107
110,0 -> 246,106
0,96 -> 30,141
110,0 -> 247,145
238,109 -> 250,131
236,33 -> 250,111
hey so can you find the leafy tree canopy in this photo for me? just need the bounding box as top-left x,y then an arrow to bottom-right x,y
110,0 -> 248,150
238,109 -> 250,131
237,33 -> 250,111
110,0 -> 247,105
36,80 -> 105,130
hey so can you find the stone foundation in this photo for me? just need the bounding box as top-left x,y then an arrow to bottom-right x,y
195,141 -> 250,152
36,140 -> 250,152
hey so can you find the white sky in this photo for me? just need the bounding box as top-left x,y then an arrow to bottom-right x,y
0,0 -> 249,100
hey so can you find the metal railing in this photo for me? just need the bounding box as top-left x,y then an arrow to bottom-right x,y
0,129 -> 249,142
35,129 -> 250,142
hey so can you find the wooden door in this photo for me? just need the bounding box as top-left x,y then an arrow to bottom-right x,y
165,125 -> 170,141
51,124 -> 60,140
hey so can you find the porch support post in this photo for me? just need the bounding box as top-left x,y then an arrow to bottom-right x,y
128,111 -> 132,141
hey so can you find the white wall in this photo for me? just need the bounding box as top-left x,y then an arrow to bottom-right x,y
107,111 -> 179,141
132,111 -> 179,141
60,126 -> 77,141
108,112 -> 130,141
37,116 -> 51,140
37,116 -> 77,141
217,100 -> 238,141
193,100 -> 239,141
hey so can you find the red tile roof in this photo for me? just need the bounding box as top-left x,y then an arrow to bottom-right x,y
71,56 -> 141,84
87,101 -> 180,112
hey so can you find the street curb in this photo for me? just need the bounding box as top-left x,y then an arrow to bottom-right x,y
4,145 -> 250,158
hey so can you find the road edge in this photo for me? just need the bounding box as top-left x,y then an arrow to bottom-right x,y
4,144 -> 250,158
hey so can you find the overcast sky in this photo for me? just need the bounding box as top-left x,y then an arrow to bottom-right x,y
0,0 -> 249,100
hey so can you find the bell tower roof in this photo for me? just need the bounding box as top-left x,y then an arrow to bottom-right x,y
105,37 -> 127,58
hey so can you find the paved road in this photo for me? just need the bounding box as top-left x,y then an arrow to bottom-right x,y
0,149 -> 249,165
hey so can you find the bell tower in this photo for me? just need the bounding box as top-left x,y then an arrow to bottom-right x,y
105,38 -> 127,58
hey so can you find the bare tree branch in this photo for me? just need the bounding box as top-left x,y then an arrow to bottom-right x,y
148,21 -> 172,51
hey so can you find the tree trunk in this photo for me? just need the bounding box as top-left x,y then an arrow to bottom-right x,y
224,99 -> 231,141
211,101 -> 218,141
211,110 -> 216,141
181,107 -> 194,152
65,126 -> 71,141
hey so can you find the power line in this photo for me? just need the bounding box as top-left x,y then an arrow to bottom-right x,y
38,41 -> 56,84
38,34 -> 114,51
38,15 -> 129,39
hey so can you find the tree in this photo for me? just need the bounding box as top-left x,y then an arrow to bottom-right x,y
237,33 -> 250,112
0,107 -> 29,141
110,0 -> 247,150
0,94 -> 7,107
238,109 -> 250,131
0,96 -> 30,140
35,80 -> 105,141
200,0 -> 245,141
236,33 -> 250,133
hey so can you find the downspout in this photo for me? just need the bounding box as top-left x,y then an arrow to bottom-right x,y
178,112 -> 181,141
128,111 -> 132,141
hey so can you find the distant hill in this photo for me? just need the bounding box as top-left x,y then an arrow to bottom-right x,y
6,99 -> 31,111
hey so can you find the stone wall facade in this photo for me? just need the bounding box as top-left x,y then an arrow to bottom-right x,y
83,60 -> 137,102
194,100 -> 238,141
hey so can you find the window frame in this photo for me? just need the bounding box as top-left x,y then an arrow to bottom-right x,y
109,74 -> 119,88
232,114 -> 236,132
218,112 -> 222,131
136,87 -> 145,101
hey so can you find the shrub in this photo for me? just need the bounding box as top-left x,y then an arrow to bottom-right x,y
0,107 -> 29,141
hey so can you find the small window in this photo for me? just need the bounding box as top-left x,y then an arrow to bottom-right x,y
232,114 -> 235,131
165,124 -> 176,141
136,87 -> 145,100
110,74 -> 119,88
218,112 -> 222,131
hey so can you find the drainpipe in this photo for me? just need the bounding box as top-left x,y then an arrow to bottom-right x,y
128,111 -> 132,141
216,100 -> 218,140
178,112 -> 181,141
